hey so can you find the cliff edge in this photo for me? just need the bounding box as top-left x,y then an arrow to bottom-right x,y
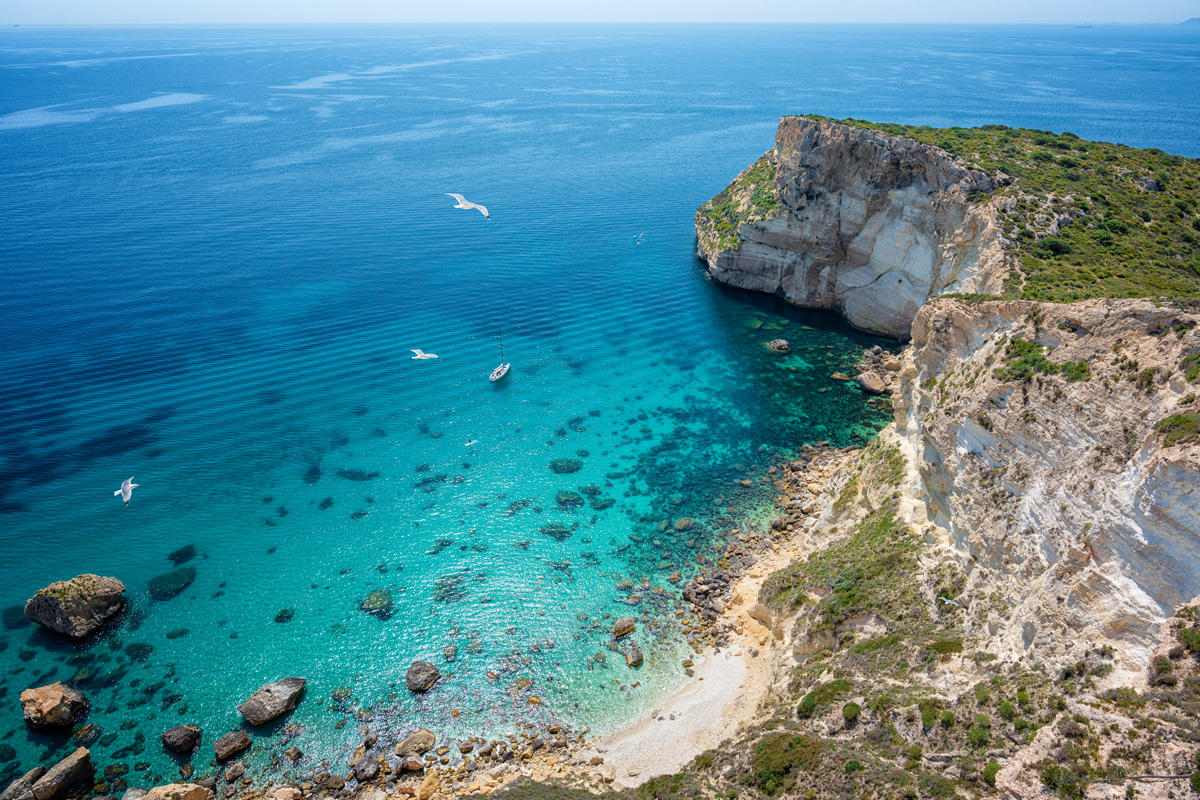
695,116 -> 1010,337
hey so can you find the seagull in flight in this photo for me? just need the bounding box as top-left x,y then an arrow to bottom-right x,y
410,349 -> 439,360
114,477 -> 140,506
937,596 -> 961,608
445,193 -> 489,219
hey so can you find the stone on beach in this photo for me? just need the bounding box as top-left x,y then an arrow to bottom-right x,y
24,575 -> 125,638
161,725 -> 202,754
237,678 -> 306,725
20,683 -> 88,729
855,371 -> 888,394
212,731 -> 250,762
405,662 -> 440,693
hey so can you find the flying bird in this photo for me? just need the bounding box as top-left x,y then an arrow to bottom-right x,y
445,193 -> 489,219
410,349 -> 439,360
114,477 -> 140,506
937,596 -> 961,608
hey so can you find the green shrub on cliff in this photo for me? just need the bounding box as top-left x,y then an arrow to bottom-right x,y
751,733 -> 827,796
1154,411 -> 1200,446
696,155 -> 781,251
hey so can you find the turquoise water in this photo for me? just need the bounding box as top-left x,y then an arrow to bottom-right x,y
1,23 -> 1198,790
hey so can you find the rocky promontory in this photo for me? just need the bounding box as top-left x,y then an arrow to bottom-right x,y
695,115 -> 1008,337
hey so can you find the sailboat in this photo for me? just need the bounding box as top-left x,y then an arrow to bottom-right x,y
489,327 -> 511,383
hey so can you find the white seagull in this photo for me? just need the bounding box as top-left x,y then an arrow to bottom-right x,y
114,477 -> 140,506
410,349 -> 439,360
445,193 -> 489,219
937,596 -> 961,608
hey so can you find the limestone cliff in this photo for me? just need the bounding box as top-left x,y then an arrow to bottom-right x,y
891,298 -> 1200,678
695,116 -> 1011,337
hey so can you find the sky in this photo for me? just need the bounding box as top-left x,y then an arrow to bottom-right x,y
0,0 -> 1197,25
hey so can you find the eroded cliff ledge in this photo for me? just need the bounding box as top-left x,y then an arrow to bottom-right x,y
695,116 -> 1011,337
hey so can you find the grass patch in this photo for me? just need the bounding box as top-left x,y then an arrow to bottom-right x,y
751,734 -> 828,797
696,155 -> 781,251
1155,412 -> 1200,446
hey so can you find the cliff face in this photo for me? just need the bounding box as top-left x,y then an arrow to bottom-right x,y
893,298 -> 1200,676
695,117 -> 1011,338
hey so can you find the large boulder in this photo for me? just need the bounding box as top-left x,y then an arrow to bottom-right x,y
0,768 -> 47,800
394,729 -> 436,756
31,748 -> 92,800
405,662 -> 440,693
141,784 -> 212,800
855,371 -> 888,395
20,683 -> 88,728
161,725 -> 202,754
24,576 -> 125,638
237,678 -> 305,725
352,756 -> 379,783
212,731 -> 250,762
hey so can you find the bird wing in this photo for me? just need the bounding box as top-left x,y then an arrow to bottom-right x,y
474,204 -> 488,217
411,349 -> 424,356
114,489 -> 122,497
446,193 -> 466,204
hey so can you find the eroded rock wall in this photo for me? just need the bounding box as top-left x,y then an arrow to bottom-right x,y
696,116 -> 1011,337
892,298 -> 1200,678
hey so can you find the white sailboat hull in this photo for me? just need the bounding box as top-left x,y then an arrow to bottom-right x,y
489,363 -> 511,382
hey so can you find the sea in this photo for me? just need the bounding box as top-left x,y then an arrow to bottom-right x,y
1,22 -> 1198,790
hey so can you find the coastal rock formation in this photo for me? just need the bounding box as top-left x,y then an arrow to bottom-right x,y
0,768 -> 46,800
611,618 -> 635,638
26,748 -> 92,800
24,575 -> 125,638
695,116 -> 1009,337
212,731 -> 250,762
141,784 -> 211,800
395,729 -> 436,756
405,662 -> 440,693
20,683 -> 88,728
891,297 -> 1200,675
161,725 -> 202,754
237,678 -> 305,725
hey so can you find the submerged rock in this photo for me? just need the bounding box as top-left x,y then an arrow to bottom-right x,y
24,575 -> 126,638
237,678 -> 306,725
148,568 -> 196,601
167,545 -> 196,566
359,590 -> 394,620
337,469 -> 379,481
20,683 -> 88,729
540,524 -> 572,542
302,465 -> 321,485
555,491 -> 583,508
765,339 -> 791,353
405,662 -> 440,693
625,646 -> 643,668
161,725 -> 201,755
548,459 -> 583,474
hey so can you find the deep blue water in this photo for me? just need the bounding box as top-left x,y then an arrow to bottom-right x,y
1,23 -> 1198,790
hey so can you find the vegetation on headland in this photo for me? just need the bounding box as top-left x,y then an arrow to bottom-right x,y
805,115 -> 1200,304
696,155 -> 781,252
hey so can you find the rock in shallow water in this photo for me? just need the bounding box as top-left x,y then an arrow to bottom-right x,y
161,725 -> 201,755
20,683 -> 88,729
148,569 -> 195,602
141,784 -> 211,800
30,747 -> 92,800
611,618 -> 636,638
212,731 -> 250,762
24,575 -> 125,638
359,590 -> 393,620
395,730 -> 436,757
237,678 -> 305,725
405,662 -> 440,693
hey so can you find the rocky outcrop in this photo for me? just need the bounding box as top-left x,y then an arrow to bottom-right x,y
238,678 -> 305,725
891,297 -> 1200,677
611,618 -> 635,638
0,768 -> 46,800
24,575 -> 125,638
29,748 -> 92,800
141,784 -> 211,800
405,662 -> 440,693
20,683 -> 88,728
161,725 -> 202,754
395,729 -> 436,756
696,116 -> 1010,337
